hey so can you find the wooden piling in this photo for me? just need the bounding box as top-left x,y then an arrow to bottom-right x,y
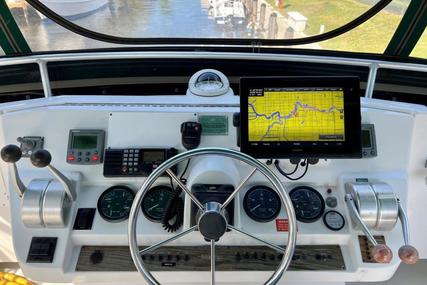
252,0 -> 258,22
259,3 -> 266,29
267,12 -> 278,39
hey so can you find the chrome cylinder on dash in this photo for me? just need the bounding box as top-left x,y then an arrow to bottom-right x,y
345,183 -> 379,229
42,180 -> 72,228
371,183 -> 398,231
345,182 -> 399,230
21,179 -> 51,228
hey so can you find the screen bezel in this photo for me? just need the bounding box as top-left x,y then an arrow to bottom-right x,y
239,76 -> 362,159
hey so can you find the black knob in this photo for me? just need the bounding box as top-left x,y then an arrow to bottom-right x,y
30,149 -> 52,168
1,145 -> 22,163
232,112 -> 240,127
90,250 -> 104,265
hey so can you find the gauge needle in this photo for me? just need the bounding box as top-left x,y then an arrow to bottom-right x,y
147,204 -> 159,211
250,204 -> 261,212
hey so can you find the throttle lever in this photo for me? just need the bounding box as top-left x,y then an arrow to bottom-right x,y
0,144 -> 26,197
31,149 -> 76,201
345,194 -> 393,263
397,199 -> 419,264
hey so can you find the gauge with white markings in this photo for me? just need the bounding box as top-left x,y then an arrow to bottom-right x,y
243,186 -> 281,223
97,185 -> 135,222
323,210 -> 345,231
141,185 -> 173,222
289,186 -> 325,223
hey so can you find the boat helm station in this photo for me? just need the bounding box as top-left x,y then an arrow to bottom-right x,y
0,0 -> 426,285
0,65 -> 426,284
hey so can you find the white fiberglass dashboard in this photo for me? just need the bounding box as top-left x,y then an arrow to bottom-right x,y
0,52 -> 426,285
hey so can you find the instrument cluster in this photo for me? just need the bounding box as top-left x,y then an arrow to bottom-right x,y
97,185 -> 175,224
241,184 -> 345,231
95,180 -> 345,234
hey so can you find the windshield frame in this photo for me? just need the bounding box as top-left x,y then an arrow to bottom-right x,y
0,0 -> 425,60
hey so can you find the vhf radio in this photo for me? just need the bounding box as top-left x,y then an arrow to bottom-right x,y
103,148 -> 178,177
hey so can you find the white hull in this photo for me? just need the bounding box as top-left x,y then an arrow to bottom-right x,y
211,0 -> 246,25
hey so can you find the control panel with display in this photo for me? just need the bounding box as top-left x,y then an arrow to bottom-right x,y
67,130 -> 105,164
103,148 -> 178,177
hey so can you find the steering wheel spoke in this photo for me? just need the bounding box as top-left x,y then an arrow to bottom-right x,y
211,239 -> 216,285
228,225 -> 285,254
140,225 -> 198,255
166,168 -> 204,210
221,167 -> 257,210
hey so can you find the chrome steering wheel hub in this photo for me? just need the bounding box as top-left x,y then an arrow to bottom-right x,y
198,202 -> 228,241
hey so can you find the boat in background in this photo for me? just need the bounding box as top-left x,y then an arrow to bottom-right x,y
209,0 -> 246,25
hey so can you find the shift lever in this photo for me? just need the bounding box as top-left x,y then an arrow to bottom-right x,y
30,149 -> 76,201
397,199 -> 419,264
1,145 -> 26,197
345,194 -> 393,263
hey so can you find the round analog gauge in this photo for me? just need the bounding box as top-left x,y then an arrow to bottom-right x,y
142,186 -> 174,222
97,186 -> 135,222
289,186 -> 325,223
323,210 -> 345,231
243,186 -> 281,223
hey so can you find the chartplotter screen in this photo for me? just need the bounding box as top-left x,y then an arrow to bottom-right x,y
248,87 -> 345,142
239,77 -> 361,158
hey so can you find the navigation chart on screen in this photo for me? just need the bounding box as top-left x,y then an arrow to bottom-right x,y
248,88 -> 345,142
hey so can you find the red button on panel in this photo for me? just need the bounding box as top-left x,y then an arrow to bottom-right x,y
67,155 -> 75,161
92,154 -> 100,161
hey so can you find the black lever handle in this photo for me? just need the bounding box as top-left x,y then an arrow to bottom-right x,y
1,144 -> 22,163
31,149 -> 76,201
1,144 -> 25,197
30,149 -> 52,168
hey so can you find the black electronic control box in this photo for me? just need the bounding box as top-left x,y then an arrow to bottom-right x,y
103,148 -> 178,177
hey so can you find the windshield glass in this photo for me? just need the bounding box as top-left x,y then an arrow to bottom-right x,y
411,28 -> 427,59
6,0 -> 410,53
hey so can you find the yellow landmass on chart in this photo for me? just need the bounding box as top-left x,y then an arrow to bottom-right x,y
248,90 -> 345,142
